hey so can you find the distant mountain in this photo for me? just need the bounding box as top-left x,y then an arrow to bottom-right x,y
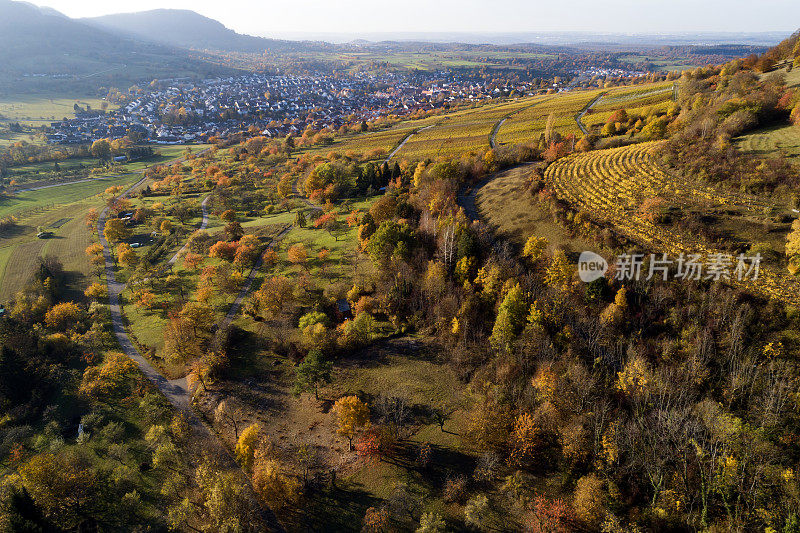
0,1 -> 239,94
85,9 -> 325,53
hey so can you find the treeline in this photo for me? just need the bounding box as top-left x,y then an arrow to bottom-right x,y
658,61 -> 800,194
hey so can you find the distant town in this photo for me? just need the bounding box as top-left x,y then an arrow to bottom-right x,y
45,68 -> 648,146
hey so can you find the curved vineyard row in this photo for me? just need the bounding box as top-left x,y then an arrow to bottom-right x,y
544,142 -> 798,303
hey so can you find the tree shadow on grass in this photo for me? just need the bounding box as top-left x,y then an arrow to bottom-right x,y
286,481 -> 381,533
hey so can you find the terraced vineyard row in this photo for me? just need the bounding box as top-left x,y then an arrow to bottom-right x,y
591,82 -> 675,112
395,95 -> 549,159
494,89 -> 605,145
582,101 -> 673,130
544,142 -> 799,303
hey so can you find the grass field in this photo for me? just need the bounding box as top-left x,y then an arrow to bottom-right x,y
0,95 -> 114,126
761,64 -> 800,88
475,164 -> 602,254
735,123 -> 800,165
0,198 -> 104,302
0,173 -> 140,218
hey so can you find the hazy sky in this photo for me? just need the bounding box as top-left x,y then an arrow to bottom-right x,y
29,0 -> 800,36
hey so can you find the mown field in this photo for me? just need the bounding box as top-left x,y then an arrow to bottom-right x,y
735,122 -> 800,165
0,95 -> 114,126
475,164 -> 601,253
0,196 -> 115,303
0,173 -> 140,218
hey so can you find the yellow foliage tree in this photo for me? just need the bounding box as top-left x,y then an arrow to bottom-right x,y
235,424 -> 261,471
103,218 -> 130,244
44,302 -> 83,332
333,395 -> 370,450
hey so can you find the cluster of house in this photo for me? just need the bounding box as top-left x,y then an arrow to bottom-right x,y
46,72 -> 537,145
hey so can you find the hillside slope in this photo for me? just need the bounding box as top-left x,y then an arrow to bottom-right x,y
85,9 -> 325,53
0,1 -> 238,94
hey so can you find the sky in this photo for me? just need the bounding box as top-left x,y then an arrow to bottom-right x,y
28,0 -> 800,37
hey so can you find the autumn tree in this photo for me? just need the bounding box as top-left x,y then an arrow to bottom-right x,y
91,138 -> 111,162
19,450 -> 101,529
252,275 -> 294,318
44,301 -> 83,332
178,301 -> 214,338
522,236 -> 548,263
84,282 -> 108,300
116,243 -> 138,269
79,352 -> 139,400
235,424 -> 261,471
490,283 -> 528,352
333,395 -> 370,451
573,474 -> 606,528
251,454 -> 301,510
103,218 -> 130,244
209,240 -> 238,262
287,243 -> 308,269
215,400 -> 243,439
545,250 -> 573,289
85,208 -> 99,229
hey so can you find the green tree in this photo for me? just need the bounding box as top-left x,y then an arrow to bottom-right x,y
490,283 -> 528,352
293,349 -> 333,400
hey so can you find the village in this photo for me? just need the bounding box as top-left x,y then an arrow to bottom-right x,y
46,71 -> 542,145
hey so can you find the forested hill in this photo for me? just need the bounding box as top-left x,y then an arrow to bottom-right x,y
0,1 -> 240,94
85,9 -> 329,53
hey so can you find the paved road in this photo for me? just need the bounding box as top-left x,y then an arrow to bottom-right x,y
384,124 -> 434,162
575,92 -> 606,135
98,175 -> 285,532
489,96 -> 553,149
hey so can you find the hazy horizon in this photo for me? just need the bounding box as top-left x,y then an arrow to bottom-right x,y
26,0 -> 800,39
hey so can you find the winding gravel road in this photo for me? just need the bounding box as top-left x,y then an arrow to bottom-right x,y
98,177 -> 285,532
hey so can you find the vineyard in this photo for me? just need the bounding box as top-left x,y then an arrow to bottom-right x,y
394,95 -> 548,159
494,89 -> 604,145
544,141 -> 800,303
591,82 -> 675,112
